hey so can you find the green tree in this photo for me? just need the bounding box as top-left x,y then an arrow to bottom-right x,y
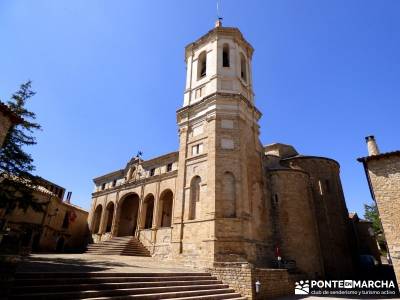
0,81 -> 44,215
364,202 -> 382,234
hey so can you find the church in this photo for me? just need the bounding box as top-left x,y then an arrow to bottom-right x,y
89,20 -> 354,279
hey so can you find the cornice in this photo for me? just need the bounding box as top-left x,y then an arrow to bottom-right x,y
185,26 -> 254,60
177,92 -> 262,122
92,170 -> 178,198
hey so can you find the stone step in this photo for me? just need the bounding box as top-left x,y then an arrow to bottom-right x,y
16,275 -> 216,286
87,293 -> 246,300
87,240 -> 133,245
85,252 -> 149,257
14,280 -> 222,294
87,245 -> 147,249
15,272 -> 209,279
11,271 -> 245,300
86,244 -> 143,249
86,246 -> 147,251
85,249 -> 148,253
168,294 -> 246,300
85,237 -> 150,257
12,284 -> 231,299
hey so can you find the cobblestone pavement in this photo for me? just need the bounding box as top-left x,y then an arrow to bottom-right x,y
16,253 -> 201,273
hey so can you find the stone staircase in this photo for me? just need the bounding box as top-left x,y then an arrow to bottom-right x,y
86,236 -> 151,257
10,272 -> 247,299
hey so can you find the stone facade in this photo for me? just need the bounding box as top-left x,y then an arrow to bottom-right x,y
349,212 -> 381,264
0,178 -> 89,252
207,262 -> 298,299
89,22 -> 355,283
358,136 -> 400,286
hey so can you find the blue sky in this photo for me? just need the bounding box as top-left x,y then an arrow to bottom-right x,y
1,1 -> 399,215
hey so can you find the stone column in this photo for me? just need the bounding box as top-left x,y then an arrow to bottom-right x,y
136,186 -> 145,237
111,193 -> 120,236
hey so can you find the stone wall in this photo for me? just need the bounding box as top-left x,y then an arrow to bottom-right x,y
139,227 -> 172,259
366,155 -> 400,285
269,169 -> 324,277
206,263 -> 295,299
253,268 -> 296,299
282,157 -> 355,278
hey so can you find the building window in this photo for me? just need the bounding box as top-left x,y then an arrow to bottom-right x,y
240,53 -> 247,82
62,212 -> 69,229
195,86 -> 204,98
112,180 -> 117,187
192,143 -> 203,156
167,163 -> 173,172
223,44 -> 230,67
325,179 -> 331,194
197,51 -> 207,79
150,168 -> 155,176
101,183 -> 106,190
272,194 -> 279,207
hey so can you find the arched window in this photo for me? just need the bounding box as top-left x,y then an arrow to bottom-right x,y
197,51 -> 207,79
222,172 -> 236,217
222,44 -> 230,67
240,53 -> 247,82
189,176 -> 201,220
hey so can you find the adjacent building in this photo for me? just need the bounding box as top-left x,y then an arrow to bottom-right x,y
0,102 -> 22,148
89,21 -> 354,279
0,178 -> 89,253
349,212 -> 381,264
358,136 -> 400,285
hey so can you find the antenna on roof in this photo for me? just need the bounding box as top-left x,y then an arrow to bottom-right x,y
216,0 -> 223,27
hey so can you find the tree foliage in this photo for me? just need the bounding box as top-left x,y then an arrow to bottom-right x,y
0,81 -> 44,214
364,202 -> 382,234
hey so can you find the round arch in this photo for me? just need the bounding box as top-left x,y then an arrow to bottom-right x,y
105,202 -> 115,233
92,204 -> 103,234
117,193 -> 140,236
159,189 -> 174,227
142,193 -> 155,229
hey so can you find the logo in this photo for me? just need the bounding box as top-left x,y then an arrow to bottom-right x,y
295,280 -> 310,294
294,279 -> 397,297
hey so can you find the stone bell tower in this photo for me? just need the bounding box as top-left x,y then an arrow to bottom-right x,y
172,21 -> 268,266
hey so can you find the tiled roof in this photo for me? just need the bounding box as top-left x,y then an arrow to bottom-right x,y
357,151 -> 400,162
